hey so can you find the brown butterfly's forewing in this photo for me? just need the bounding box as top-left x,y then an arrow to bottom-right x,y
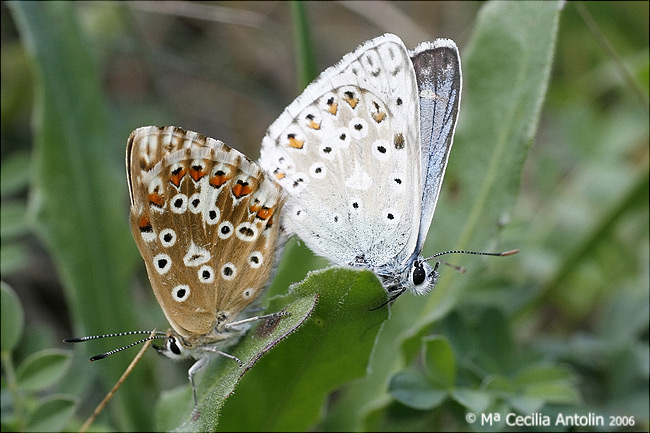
127,126 -> 284,349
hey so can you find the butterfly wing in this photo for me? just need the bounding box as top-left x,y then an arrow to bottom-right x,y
127,126 -> 284,342
409,39 -> 462,253
260,34 -> 422,270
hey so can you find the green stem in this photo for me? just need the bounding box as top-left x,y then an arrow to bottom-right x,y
289,1 -> 317,90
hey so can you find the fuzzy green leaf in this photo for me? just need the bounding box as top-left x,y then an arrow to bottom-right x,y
8,3 -> 150,430
16,349 -> 72,392
25,395 -> 77,433
164,293 -> 318,431
389,370 -> 447,410
450,388 -> 491,414
423,336 -> 456,389
214,268 -> 388,432
1,282 -> 24,353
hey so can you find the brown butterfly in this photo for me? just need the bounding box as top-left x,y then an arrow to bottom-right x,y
67,126 -> 286,409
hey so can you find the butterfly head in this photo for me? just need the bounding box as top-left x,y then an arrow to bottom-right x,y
406,258 -> 439,296
378,257 -> 439,300
153,329 -> 189,360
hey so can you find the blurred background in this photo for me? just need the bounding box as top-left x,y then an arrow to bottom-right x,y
2,1 -> 648,431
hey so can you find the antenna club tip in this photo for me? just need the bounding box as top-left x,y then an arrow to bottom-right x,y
458,267 -> 466,273
500,249 -> 519,256
90,354 -> 107,362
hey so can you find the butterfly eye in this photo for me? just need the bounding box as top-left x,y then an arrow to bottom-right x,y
412,262 -> 426,286
168,337 -> 182,356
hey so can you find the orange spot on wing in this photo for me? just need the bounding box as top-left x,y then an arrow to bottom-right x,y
256,206 -> 274,220
307,120 -> 321,130
189,165 -> 206,182
232,180 -> 253,198
274,170 -> 286,180
328,102 -> 338,115
210,171 -> 230,188
148,193 -> 164,208
343,93 -> 359,109
138,216 -> 153,232
372,111 -> 386,123
287,135 -> 304,149
169,168 -> 186,187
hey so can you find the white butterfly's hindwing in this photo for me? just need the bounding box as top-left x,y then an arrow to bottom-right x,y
260,34 -> 423,271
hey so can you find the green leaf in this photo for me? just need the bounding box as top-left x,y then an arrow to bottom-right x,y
484,374 -> 517,395
169,293 -> 319,431
515,363 -> 580,406
0,201 -> 29,239
522,382 -> 581,406
0,243 -> 29,275
1,281 -> 24,353
155,385 -> 193,432
25,394 -> 77,433
0,151 -> 31,198
423,336 -> 456,388
507,395 -> 544,415
16,349 -> 72,392
450,388 -> 491,413
389,370 -> 446,410
326,2 -> 561,429
8,3 -> 150,430
474,308 -> 515,374
215,268 -> 388,431
514,364 -> 574,386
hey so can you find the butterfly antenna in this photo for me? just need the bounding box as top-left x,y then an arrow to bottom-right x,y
424,249 -> 519,273
64,330 -> 168,361
78,330 -> 157,433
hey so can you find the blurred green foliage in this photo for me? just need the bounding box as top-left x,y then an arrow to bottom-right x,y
1,1 -> 647,431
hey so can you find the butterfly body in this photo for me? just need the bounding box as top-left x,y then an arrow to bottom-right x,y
260,34 -> 461,297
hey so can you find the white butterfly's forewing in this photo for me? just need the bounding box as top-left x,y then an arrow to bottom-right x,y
260,34 -> 422,270
409,39 -> 462,253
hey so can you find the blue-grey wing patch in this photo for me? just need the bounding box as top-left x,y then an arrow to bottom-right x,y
409,39 -> 462,253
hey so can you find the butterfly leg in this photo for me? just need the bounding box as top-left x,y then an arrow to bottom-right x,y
188,349 -> 244,417
188,357 -> 207,416
204,347 -> 244,367
370,286 -> 407,311
224,311 -> 290,330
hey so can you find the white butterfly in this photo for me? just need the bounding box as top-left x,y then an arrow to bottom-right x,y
259,34 -> 465,300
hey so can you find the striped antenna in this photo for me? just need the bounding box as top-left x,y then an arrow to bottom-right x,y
425,249 -> 519,272
64,330 -> 168,361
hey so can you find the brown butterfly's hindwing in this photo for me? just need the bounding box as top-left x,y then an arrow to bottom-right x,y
127,126 -> 284,350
